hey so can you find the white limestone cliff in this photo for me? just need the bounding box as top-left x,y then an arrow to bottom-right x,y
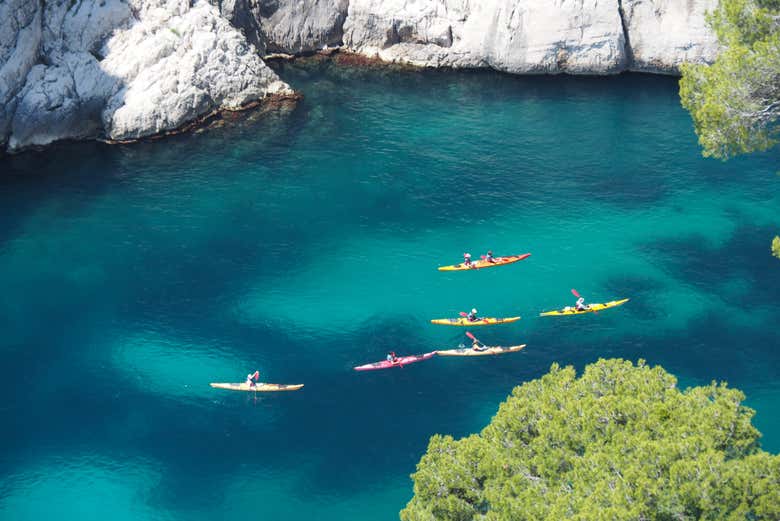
2,0 -> 291,152
1,0 -> 720,153
215,0 -> 348,55
342,0 -> 718,74
622,0 -> 719,73
343,0 -> 628,74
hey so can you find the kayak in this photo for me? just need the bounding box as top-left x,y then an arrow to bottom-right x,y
354,352 -> 436,371
539,298 -> 629,316
436,344 -> 526,357
438,253 -> 531,271
209,382 -> 304,392
430,316 -> 521,326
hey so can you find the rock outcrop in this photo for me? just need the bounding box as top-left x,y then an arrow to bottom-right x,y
2,0 -> 291,152
0,0 -> 43,149
342,0 -> 718,74
214,0 -> 349,55
343,0 -> 628,74
1,0 -> 720,153
622,0 -> 719,73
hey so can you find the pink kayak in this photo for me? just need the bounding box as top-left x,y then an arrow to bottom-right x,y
354,352 -> 436,371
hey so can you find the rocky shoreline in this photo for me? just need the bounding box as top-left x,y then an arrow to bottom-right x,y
1,0 -> 718,154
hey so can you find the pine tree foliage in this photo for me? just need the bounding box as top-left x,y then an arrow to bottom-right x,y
680,0 -> 780,159
401,359 -> 780,521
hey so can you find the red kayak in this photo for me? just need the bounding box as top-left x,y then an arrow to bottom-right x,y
354,352 -> 436,371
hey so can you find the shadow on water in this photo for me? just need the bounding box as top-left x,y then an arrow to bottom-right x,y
641,223 -> 780,308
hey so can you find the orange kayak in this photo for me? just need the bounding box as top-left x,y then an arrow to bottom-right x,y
438,253 -> 531,271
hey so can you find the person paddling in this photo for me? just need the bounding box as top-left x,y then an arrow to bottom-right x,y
463,252 -> 473,267
466,331 -> 488,351
575,297 -> 588,311
485,250 -> 496,263
386,351 -> 400,364
245,370 -> 260,388
467,308 -> 479,322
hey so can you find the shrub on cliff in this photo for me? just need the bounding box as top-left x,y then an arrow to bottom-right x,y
773,236 -> 780,258
401,359 -> 780,521
680,0 -> 780,159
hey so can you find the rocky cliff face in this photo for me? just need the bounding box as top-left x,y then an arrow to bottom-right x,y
1,0 -> 291,152
342,0 -> 717,74
1,0 -> 718,153
621,0 -> 718,73
214,0 -> 348,55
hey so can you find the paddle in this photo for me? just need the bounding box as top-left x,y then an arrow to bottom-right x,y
466,331 -> 483,345
466,331 -> 486,351
460,311 -> 478,322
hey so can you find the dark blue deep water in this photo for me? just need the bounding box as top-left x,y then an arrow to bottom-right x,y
1,61 -> 778,520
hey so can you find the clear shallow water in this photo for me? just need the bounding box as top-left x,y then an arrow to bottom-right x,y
1,61 -> 778,520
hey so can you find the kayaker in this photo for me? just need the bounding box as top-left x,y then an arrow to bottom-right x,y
463,252 -> 473,267
386,351 -> 399,364
467,308 -> 479,322
575,297 -> 589,311
245,370 -> 260,388
471,338 -> 488,352
485,250 -> 496,263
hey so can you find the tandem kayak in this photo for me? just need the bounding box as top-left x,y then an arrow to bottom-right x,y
354,352 -> 436,371
209,382 -> 304,392
539,298 -> 629,316
430,316 -> 521,326
436,344 -> 526,357
438,253 -> 531,271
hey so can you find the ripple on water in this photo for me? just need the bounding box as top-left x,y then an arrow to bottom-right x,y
0,454 -> 165,521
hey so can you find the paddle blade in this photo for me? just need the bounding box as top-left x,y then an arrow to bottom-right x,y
459,311 -> 468,317
465,331 -> 476,341
571,289 -> 581,298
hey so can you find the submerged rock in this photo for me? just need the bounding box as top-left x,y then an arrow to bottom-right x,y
3,0 -> 291,152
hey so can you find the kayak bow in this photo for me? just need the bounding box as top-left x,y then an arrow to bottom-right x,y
438,253 -> 531,271
539,298 -> 629,316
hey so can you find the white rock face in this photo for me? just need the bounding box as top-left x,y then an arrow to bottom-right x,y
1,0 -> 720,152
3,0 -> 291,152
343,0 -> 629,74
215,0 -> 349,54
0,0 -> 43,146
622,0 -> 719,73
102,0 -> 290,141
342,0 -> 717,74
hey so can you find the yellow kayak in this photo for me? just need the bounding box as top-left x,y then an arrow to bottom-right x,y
539,298 -> 629,316
436,344 -> 526,356
438,253 -> 531,271
430,316 -> 521,326
209,382 -> 304,392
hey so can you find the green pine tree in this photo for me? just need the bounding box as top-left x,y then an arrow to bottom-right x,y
401,359 -> 780,520
679,0 -> 780,159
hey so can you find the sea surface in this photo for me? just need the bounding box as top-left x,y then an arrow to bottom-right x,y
1,60 -> 778,520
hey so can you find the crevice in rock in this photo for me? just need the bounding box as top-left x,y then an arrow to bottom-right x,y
617,0 -> 634,70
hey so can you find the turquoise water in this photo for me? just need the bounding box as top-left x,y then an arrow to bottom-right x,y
1,60 -> 779,520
